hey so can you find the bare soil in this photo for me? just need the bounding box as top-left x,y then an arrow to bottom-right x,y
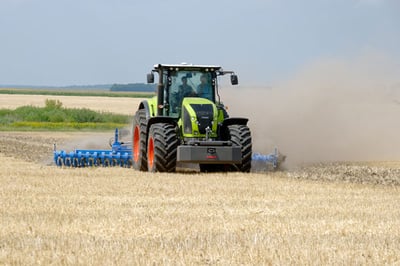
1,131 -> 400,186
0,131 -> 112,165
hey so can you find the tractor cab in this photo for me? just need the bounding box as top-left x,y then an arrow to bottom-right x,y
147,64 -> 238,118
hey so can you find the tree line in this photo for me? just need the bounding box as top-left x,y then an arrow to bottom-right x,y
110,83 -> 156,92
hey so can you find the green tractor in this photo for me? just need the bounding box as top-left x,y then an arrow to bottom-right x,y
132,63 -> 252,172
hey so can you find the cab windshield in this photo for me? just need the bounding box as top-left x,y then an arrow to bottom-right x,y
168,70 -> 215,117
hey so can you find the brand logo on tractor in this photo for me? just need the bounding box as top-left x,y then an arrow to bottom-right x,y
207,148 -> 216,154
206,148 -> 217,159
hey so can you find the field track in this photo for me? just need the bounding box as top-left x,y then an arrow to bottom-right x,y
1,131 -> 400,264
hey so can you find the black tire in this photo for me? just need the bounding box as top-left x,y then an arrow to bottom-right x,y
228,125 -> 252,172
147,123 -> 178,172
132,109 -> 148,171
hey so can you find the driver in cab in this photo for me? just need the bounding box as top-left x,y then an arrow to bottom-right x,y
179,76 -> 196,97
197,74 -> 212,99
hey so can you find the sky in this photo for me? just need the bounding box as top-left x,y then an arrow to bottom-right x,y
0,0 -> 399,86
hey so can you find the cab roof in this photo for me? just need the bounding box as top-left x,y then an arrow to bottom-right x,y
153,63 -> 222,71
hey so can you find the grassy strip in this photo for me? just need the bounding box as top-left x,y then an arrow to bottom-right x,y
0,88 -> 154,98
0,99 -> 131,131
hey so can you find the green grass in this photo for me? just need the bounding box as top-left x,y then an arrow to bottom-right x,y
0,99 -> 130,131
0,88 -> 154,98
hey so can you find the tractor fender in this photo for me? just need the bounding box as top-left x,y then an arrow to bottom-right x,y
222,117 -> 249,127
138,101 -> 151,119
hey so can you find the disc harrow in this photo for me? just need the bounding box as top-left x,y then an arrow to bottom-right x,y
54,128 -> 283,170
252,148 -> 286,171
54,128 -> 132,167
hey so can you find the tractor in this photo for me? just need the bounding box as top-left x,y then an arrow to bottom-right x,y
132,63 -> 252,172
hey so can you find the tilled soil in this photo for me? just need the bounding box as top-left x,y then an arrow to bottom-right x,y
1,131 -> 399,185
0,132 -> 62,165
0,131 -> 112,165
288,162 -> 400,186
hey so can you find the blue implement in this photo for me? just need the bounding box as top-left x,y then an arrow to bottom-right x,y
54,128 -> 284,170
54,128 -> 133,167
251,148 -> 284,170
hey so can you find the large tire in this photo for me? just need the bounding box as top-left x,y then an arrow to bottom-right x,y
132,109 -> 148,171
147,123 -> 178,172
228,125 -> 252,172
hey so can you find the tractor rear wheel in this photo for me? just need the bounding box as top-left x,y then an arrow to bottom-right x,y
228,125 -> 252,172
147,123 -> 178,172
132,109 -> 148,171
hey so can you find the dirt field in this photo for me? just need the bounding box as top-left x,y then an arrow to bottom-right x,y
1,131 -> 400,265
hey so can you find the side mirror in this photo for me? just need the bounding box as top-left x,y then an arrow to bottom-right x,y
230,74 -> 238,85
147,73 -> 154,83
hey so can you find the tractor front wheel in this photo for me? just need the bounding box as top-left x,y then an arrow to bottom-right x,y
147,123 -> 178,172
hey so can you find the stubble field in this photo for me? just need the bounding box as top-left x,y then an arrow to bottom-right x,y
0,94 -> 144,115
1,94 -> 400,265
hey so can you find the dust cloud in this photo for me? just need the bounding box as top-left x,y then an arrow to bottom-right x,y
60,134 -> 112,151
221,53 -> 400,166
58,128 -> 132,152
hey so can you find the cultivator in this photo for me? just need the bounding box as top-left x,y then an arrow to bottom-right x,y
53,128 -> 283,170
53,128 -> 132,167
252,149 -> 286,171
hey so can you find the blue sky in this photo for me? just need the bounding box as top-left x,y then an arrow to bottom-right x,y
0,0 -> 399,86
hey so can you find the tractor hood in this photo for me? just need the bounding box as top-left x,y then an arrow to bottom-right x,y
180,97 -> 218,138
